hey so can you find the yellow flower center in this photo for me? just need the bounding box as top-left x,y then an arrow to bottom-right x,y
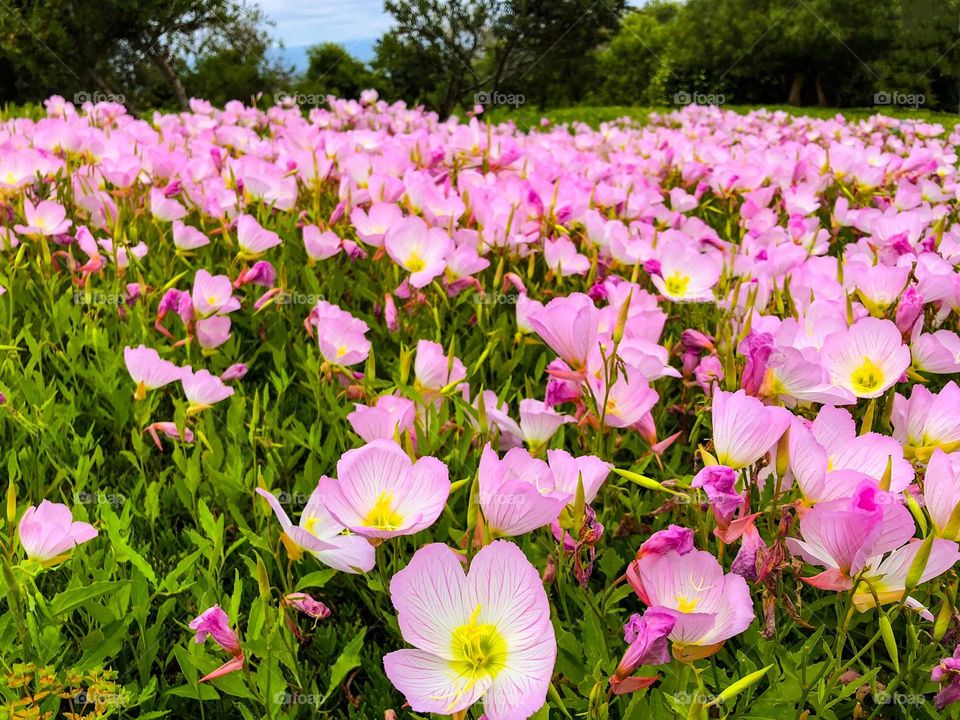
362,492 -> 404,530
336,345 -> 348,358
450,605 -> 508,683
850,357 -> 884,394
206,295 -> 220,307
406,252 -> 425,273
302,516 -> 320,536
675,595 -> 699,613
664,272 -> 690,297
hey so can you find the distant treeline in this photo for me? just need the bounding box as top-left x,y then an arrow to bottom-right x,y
1,0 -> 957,114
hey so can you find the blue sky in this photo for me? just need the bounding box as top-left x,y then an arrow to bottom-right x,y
256,0 -> 393,63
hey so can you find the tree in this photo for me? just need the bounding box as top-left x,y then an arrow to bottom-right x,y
297,44 -> 380,100
0,0 -> 284,109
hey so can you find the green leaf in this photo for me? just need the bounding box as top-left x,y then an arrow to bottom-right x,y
322,628 -> 366,704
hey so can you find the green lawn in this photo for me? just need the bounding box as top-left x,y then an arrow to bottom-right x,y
485,103 -> 960,129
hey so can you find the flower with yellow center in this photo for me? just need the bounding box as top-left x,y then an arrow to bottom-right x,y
318,440 -> 451,539
384,541 -> 556,718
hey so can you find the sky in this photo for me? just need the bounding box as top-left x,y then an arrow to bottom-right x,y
256,0 -> 394,64
257,1 -> 645,67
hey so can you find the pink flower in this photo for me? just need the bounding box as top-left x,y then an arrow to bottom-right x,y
650,242 -> 722,302
303,224 -> 341,260
820,318 -> 910,399
319,440 -> 450,539
256,487 -> 374,573
923,450 -> 960,540
221,363 -> 248,382
515,398 -> 572,448
318,324 -> 371,367
14,199 -> 72,236
149,188 -> 186,222
892,382 -> 960,459
236,213 -> 281,257
710,389 -> 791,470
196,316 -> 231,349
383,541 -> 555,719
626,525 -> 695,604
478,445 -> 568,537
528,293 -> 599,372
546,449 -> 611,504
181,368 -> 235,412
346,395 -> 416,443
172,220 -> 209,250
851,537 -> 959,613
192,269 -> 240,317
633,547 -> 754,660
414,339 -> 466,397
18,500 -> 97,561
384,216 -> 453,288
124,345 -> 183,400
590,362 -> 659,428
284,592 -> 331,619
789,405 -> 914,501
312,301 -> 370,367
786,482 -> 915,591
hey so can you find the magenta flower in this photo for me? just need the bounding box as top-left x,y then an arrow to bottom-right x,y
284,592 -> 331,620
933,646 -> 960,710
710,389 -> 791,470
181,368 -> 235,412
383,541 -> 555,719
319,440 -> 450,539
236,213 -> 281,257
528,293 -> 599,372
124,345 -> 183,400
190,605 -> 241,656
691,465 -> 745,528
478,445 -> 569,537
18,500 -> 97,561
189,604 -> 244,682
610,608 -> 676,695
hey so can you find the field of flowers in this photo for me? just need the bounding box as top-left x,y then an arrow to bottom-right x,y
2,94 -> 960,720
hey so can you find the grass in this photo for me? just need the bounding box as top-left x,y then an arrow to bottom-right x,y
485,103 -> 960,130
